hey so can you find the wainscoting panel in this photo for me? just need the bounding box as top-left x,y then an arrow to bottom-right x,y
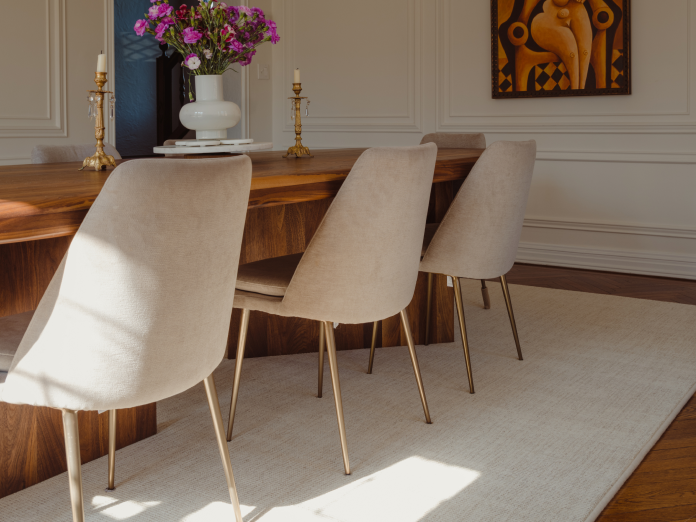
0,0 -> 115,165
0,0 -> 66,139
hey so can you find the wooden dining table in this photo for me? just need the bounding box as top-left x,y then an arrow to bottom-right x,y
0,147 -> 482,498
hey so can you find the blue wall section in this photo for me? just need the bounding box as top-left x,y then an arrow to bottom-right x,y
115,1 -> 181,156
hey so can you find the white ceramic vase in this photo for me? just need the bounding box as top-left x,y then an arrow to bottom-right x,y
179,75 -> 241,140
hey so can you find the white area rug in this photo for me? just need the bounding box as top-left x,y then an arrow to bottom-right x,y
2,280 -> 696,521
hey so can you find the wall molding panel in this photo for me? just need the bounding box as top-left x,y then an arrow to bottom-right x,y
535,150 -> 696,164
0,0 -> 66,138
282,0 -> 423,134
262,0 -> 696,279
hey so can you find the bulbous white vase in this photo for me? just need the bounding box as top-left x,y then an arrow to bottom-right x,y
179,75 -> 241,140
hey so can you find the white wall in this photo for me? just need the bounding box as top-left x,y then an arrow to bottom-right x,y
0,0 -> 115,165
253,0 -> 696,280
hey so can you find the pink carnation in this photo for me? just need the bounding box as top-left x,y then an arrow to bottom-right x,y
155,22 -> 169,39
134,19 -> 149,36
148,5 -> 160,20
182,26 -> 203,43
157,4 -> 173,17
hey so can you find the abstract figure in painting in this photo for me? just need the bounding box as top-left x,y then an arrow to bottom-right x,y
492,0 -> 630,98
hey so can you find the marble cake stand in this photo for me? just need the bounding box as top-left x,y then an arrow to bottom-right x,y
153,141 -> 273,155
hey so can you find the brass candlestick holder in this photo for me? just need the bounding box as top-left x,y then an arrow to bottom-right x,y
80,72 -> 117,171
283,83 -> 313,158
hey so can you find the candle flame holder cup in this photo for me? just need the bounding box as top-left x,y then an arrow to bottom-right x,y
283,83 -> 313,158
81,72 -> 117,171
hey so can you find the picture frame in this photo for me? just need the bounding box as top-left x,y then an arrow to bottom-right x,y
491,0 -> 631,99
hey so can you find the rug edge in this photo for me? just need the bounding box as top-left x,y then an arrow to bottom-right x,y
584,381 -> 696,522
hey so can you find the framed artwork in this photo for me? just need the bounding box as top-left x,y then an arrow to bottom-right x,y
492,0 -> 630,98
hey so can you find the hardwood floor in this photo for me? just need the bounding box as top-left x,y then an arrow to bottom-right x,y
506,264 -> 696,521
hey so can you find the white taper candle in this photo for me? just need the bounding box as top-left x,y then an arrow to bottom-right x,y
97,53 -> 107,73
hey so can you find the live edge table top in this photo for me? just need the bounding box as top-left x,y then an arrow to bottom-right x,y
0,148 -> 483,245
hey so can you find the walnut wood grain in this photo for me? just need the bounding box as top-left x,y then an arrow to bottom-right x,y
0,149 -> 481,244
0,403 -> 156,500
0,237 -> 72,317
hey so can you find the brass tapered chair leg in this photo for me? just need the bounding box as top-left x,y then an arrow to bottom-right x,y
107,409 -> 116,490
227,308 -> 250,441
500,274 -> 523,361
323,321 -> 351,475
480,280 -> 491,310
452,276 -> 475,394
425,272 -> 434,345
400,309 -> 432,424
204,375 -> 244,522
367,321 -> 379,374
318,322 -> 326,397
61,409 -> 85,522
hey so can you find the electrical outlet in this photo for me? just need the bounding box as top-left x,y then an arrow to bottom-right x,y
258,64 -> 269,80
447,276 -> 453,287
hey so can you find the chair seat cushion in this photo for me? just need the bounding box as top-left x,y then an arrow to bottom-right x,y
422,223 -> 440,256
0,311 -> 34,372
235,253 -> 304,297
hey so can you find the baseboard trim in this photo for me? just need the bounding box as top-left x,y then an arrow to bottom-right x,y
516,242 -> 696,280
524,218 -> 696,240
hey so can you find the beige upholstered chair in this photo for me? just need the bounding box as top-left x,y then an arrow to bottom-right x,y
420,132 -> 486,150
0,157 -> 252,522
368,140 -> 537,395
226,145 -> 439,475
361,133 -> 489,362
31,144 -> 122,164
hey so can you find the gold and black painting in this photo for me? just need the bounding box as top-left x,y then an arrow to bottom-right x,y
492,0 -> 630,98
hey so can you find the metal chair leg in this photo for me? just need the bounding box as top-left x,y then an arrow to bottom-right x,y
107,409 -> 116,491
227,308 -> 250,441
400,309 -> 432,424
61,409 -> 85,522
323,321 -> 351,475
480,280 -> 491,309
452,276 -> 475,394
425,272 -> 434,345
367,321 -> 379,374
500,274 -> 523,361
318,322 -> 325,397
203,375 -> 244,522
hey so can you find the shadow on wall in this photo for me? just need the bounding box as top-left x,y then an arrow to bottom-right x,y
115,0 -> 186,156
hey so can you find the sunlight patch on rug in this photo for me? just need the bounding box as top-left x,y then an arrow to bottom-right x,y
254,457 -> 480,522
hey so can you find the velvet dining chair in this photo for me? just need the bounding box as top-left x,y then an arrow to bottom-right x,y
225,144 -> 438,476
31,144 -> 122,164
367,140 -> 537,394
0,156 -> 252,522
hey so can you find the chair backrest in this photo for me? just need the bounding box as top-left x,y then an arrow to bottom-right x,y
31,144 -> 122,164
421,133 -> 486,149
2,157 -> 252,411
281,144 -> 438,324
420,140 -> 537,280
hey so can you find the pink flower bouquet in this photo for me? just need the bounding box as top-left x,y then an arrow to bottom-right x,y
134,1 -> 279,98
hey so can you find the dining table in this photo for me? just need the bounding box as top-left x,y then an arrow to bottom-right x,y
0,147 -> 483,498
